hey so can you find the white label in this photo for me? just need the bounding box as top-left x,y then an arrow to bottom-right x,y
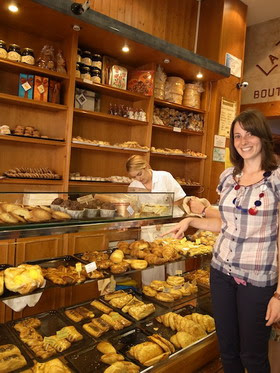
85,261 -> 97,273
127,205 -> 134,215
175,270 -> 183,275
173,285 -> 182,290
83,78 -> 92,84
77,194 -> 94,204
77,93 -> 87,106
22,82 -> 32,91
163,287 -> 170,293
173,127 -> 181,133
37,84 -> 45,94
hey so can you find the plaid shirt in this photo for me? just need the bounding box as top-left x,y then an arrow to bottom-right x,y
211,166 -> 280,287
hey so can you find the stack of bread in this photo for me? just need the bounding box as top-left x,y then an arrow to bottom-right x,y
103,290 -> 155,321
164,77 -> 185,104
4,264 -> 44,295
156,311 -> 215,349
3,167 -> 61,180
143,276 -> 197,303
0,202 -> 71,224
129,334 -> 174,367
0,344 -> 27,372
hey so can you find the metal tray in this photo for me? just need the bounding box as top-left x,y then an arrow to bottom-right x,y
0,323 -> 34,372
141,285 -> 210,310
101,289 -> 169,323
8,310 -> 92,362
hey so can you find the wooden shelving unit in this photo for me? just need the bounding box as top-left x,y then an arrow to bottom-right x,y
0,135 -> 65,146
0,178 -> 63,185
0,92 -> 67,111
152,124 -> 203,136
72,142 -> 148,155
154,98 -> 206,114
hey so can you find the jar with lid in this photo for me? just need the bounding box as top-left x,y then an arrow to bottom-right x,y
21,48 -> 35,65
77,48 -> 82,63
81,50 -> 92,66
75,62 -> 81,78
80,65 -> 91,80
7,44 -> 21,62
91,54 -> 102,69
0,40 -> 7,59
90,67 -> 101,83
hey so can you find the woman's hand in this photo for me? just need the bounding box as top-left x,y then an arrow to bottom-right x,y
189,198 -> 205,214
161,218 -> 193,239
265,296 -> 280,326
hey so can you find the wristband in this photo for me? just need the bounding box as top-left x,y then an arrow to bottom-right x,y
273,291 -> 280,300
201,206 -> 207,217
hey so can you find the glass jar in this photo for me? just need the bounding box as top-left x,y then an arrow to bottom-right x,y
91,54 -> 102,69
21,48 -> 35,65
90,67 -> 101,83
7,44 -> 21,62
80,65 -> 91,80
77,48 -> 82,63
81,50 -> 92,66
0,40 -> 7,59
75,62 -> 81,78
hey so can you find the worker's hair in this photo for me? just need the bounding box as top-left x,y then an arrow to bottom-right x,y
126,155 -> 150,172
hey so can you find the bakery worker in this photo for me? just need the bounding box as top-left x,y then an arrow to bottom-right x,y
126,155 -> 186,284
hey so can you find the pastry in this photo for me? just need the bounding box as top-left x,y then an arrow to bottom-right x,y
104,290 -> 125,301
126,259 -> 148,270
104,361 -> 140,373
96,341 -> 116,354
121,297 -> 143,313
110,262 -> 129,274
169,289 -> 183,300
64,309 -> 84,322
142,285 -> 157,297
101,353 -> 124,365
166,276 -> 185,286
110,250 -> 124,264
91,318 -> 110,332
83,323 -> 103,338
108,312 -> 132,328
0,346 -> 27,372
59,326 -> 83,342
100,314 -> 123,331
32,342 -> 56,359
30,359 -> 71,373
14,317 -> 41,332
128,303 -> 155,321
90,300 -> 112,314
129,341 -> 166,366
4,264 -> 44,295
109,294 -> 133,308
43,335 -> 71,352
155,292 -> 174,302
150,280 -> 166,291
51,210 -> 71,220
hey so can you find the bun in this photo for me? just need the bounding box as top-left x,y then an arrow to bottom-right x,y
101,353 -> 124,365
110,262 -> 129,274
155,292 -> 174,302
166,276 -> 184,286
97,341 -> 116,354
128,259 -> 148,270
110,250 -> 124,264
4,264 -> 44,294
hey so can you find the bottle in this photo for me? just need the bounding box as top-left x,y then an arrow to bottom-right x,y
90,67 -> 101,83
80,65 -> 91,80
75,63 -> 81,78
0,40 -> 7,59
77,48 -> 82,63
7,44 -> 21,62
81,50 -> 92,66
91,54 -> 102,69
21,48 -> 35,65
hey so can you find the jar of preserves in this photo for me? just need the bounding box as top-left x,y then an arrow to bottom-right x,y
77,48 -> 82,63
7,44 -> 21,62
75,62 -> 81,78
90,67 -> 101,83
80,65 -> 91,80
0,40 -> 7,59
81,50 -> 92,66
91,54 -> 102,69
21,48 -> 35,65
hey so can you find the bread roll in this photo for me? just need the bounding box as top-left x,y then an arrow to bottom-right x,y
110,250 -> 124,264
97,341 -> 116,354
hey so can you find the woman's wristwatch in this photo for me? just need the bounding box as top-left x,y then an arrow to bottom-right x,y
273,291 -> 280,300
201,206 -> 207,217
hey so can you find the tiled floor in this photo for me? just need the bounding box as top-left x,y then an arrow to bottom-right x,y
196,358 -> 224,373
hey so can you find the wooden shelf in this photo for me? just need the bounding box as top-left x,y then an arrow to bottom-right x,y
154,98 -> 206,114
0,135 -> 66,146
72,143 -> 149,154
150,152 -> 206,160
0,58 -> 69,80
152,124 -> 203,136
0,178 -> 63,185
76,78 -> 150,101
69,181 -> 129,187
0,93 -> 67,111
74,108 -> 148,126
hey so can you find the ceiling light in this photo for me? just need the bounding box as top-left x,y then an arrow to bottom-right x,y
122,45 -> 129,53
196,72 -> 203,79
163,58 -> 170,64
8,3 -> 18,12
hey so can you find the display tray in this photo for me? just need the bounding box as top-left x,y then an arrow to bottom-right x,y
101,289 -> 169,323
0,323 -> 34,372
140,305 -> 215,355
107,327 -> 153,372
2,176 -> 62,180
65,342 -> 140,373
61,299 -> 134,341
7,134 -> 64,142
141,285 -> 210,309
8,310 -> 92,363
25,255 -> 106,287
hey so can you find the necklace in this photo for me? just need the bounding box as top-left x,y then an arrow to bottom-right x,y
232,170 -> 271,215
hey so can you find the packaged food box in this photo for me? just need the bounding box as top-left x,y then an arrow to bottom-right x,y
18,73 -> 34,99
109,65 -> 127,90
34,75 -> 49,102
127,70 -> 154,96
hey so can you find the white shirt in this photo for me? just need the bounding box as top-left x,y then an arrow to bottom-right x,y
129,170 -> 186,202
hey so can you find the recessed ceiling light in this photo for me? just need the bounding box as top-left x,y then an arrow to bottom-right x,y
163,58 -> 170,64
196,72 -> 203,79
122,45 -> 129,53
8,3 -> 18,12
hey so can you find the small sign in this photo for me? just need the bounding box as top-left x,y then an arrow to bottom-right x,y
22,82 -> 32,91
37,84 -> 45,94
173,127 -> 181,133
175,270 -> 183,275
83,78 -> 92,84
57,329 -> 68,339
163,287 -> 170,293
77,194 -> 94,204
173,285 -> 182,290
75,263 -> 82,273
225,53 -> 242,78
214,135 -> 226,148
77,93 -> 87,106
213,147 -> 226,162
85,261 -> 97,273
127,205 -> 134,215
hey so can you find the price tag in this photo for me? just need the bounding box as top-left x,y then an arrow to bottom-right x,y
184,282 -> 191,289
175,270 -> 183,275
85,261 -> 97,273
173,127 -> 181,133
43,337 -> 56,347
173,285 -> 182,290
76,262 -> 82,273
37,84 -> 45,94
22,82 -> 32,91
77,194 -> 94,204
83,78 -> 92,84
127,205 -> 134,215
196,239 -> 201,244
163,287 -> 170,293
56,329 -> 68,339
